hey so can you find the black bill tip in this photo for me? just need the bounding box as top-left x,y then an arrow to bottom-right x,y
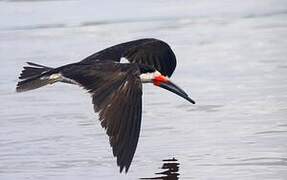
185,96 -> 196,104
159,81 -> 195,104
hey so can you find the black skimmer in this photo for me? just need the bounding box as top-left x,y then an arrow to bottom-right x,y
16,38 -> 195,173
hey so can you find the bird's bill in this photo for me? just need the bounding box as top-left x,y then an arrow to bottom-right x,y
153,75 -> 195,104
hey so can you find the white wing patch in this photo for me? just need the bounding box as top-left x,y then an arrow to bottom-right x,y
120,57 -> 130,64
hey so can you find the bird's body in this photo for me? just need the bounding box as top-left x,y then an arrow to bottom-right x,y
16,38 -> 195,173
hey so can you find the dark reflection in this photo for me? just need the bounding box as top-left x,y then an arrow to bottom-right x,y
141,157 -> 180,180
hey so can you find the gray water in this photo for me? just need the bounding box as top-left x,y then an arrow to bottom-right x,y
1,0 -> 287,179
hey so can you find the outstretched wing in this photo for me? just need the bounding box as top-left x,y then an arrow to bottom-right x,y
80,38 -> 177,77
60,63 -> 143,173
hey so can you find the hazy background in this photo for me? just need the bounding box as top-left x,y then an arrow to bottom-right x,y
0,0 -> 287,179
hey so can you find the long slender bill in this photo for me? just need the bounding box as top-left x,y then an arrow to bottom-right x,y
153,75 -> 195,104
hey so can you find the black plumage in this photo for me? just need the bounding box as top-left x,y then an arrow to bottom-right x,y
16,38 -> 193,173
81,38 -> 177,77
60,62 -> 143,172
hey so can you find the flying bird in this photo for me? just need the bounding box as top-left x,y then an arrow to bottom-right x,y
16,38 -> 195,173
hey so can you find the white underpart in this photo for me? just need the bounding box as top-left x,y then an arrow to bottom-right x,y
140,71 -> 161,83
40,73 -> 61,81
49,73 -> 62,80
120,57 -> 130,64
41,73 -> 78,85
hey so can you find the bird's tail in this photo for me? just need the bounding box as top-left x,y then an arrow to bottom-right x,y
16,62 -> 58,92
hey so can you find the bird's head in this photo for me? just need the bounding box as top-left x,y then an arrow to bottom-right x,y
139,65 -> 195,104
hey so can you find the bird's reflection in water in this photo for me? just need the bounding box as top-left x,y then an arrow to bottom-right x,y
141,157 -> 180,180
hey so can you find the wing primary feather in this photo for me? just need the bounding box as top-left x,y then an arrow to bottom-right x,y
106,82 -> 130,136
112,99 -> 132,159
116,84 -> 137,169
117,84 -> 142,173
111,84 -> 133,143
121,93 -> 142,173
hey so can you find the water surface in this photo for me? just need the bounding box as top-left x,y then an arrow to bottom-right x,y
0,0 -> 287,179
